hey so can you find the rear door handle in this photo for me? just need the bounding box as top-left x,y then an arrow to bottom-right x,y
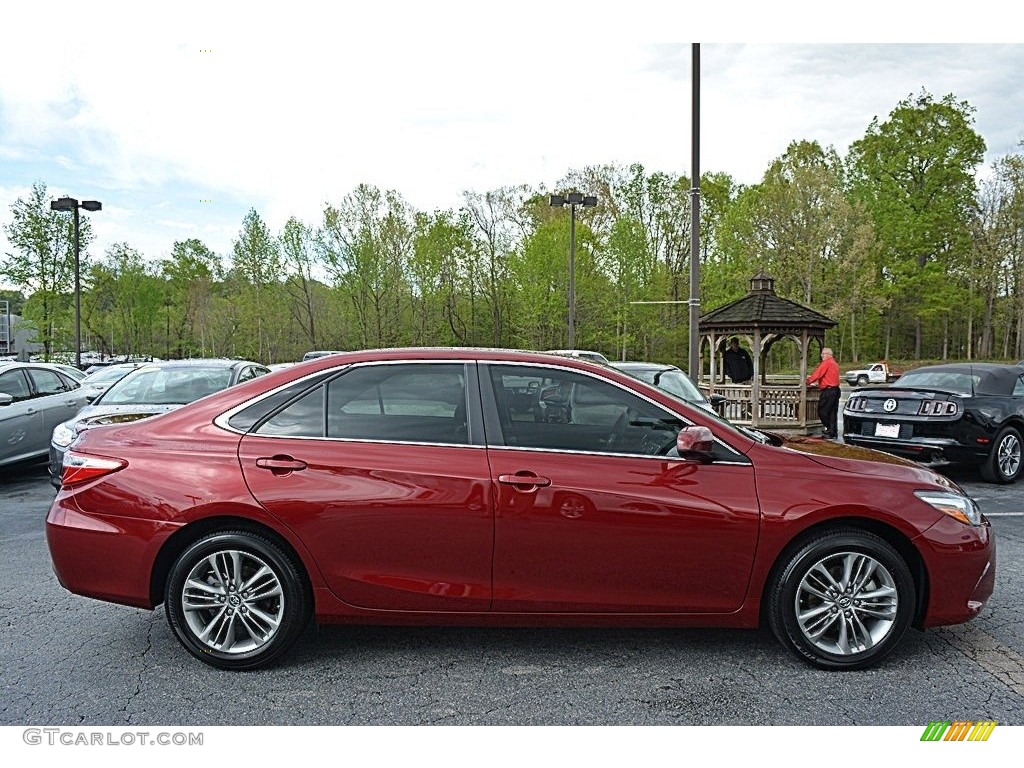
498,472 -> 551,490
255,455 -> 308,475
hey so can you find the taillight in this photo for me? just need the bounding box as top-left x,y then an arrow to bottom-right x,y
61,452 -> 127,487
918,400 -> 958,416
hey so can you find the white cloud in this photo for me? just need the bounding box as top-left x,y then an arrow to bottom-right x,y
1,3 -> 1022,271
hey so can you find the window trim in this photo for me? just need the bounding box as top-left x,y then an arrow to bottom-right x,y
215,359 -> 486,448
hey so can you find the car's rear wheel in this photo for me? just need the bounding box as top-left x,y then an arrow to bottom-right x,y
979,426 -> 1022,484
767,529 -> 915,670
165,530 -> 310,670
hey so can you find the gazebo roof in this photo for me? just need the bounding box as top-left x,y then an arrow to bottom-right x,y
700,273 -> 836,331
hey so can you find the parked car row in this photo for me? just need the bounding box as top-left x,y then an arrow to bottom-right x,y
0,358 -> 269,474
44,348 -> 995,673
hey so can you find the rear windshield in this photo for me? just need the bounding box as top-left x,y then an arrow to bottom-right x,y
893,371 -> 980,395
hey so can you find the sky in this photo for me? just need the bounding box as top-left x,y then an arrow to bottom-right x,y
1,1 -> 1022,279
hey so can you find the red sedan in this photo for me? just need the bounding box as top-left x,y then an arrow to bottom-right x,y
46,349 -> 995,671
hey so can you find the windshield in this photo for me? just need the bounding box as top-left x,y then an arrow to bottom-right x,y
100,367 -> 233,405
84,366 -> 134,384
652,369 -> 705,403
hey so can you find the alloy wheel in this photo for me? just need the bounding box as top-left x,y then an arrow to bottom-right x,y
794,551 -> 898,656
180,549 -> 285,654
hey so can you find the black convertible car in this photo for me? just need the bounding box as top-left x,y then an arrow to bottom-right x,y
843,363 -> 1024,483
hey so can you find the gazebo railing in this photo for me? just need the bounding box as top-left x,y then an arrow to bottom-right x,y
700,380 -> 821,430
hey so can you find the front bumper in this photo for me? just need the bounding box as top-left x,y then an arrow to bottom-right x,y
48,444 -> 65,489
917,514 -> 995,627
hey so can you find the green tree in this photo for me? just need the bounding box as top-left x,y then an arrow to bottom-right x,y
848,91 -> 986,358
231,209 -> 282,362
161,239 -> 221,357
1,181 -> 92,358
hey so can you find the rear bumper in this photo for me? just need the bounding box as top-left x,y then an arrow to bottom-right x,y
843,434 -> 988,466
46,493 -> 180,609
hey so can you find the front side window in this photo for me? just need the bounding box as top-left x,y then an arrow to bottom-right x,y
488,365 -> 683,456
0,370 -> 30,400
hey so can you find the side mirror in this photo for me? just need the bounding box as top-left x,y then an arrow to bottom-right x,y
85,392 -> 99,403
676,425 -> 715,462
0,393 -> 12,407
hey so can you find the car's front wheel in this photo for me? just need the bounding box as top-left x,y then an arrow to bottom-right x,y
979,426 -> 1022,484
165,530 -> 310,670
767,529 -> 915,670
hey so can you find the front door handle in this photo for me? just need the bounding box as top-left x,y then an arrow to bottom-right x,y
255,455 -> 308,476
498,471 -> 552,491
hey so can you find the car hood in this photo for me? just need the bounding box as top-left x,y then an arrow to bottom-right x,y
775,434 -> 951,483
71,403 -> 184,431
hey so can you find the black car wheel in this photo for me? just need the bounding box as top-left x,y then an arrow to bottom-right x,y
980,426 -> 1023,484
856,375 -> 869,387
767,528 -> 915,670
165,530 -> 310,670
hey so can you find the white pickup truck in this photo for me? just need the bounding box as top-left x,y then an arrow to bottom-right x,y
844,362 -> 903,387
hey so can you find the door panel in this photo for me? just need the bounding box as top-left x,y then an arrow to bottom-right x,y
237,361 -> 493,612
489,449 -> 759,612
239,437 -> 493,611
482,362 -> 760,613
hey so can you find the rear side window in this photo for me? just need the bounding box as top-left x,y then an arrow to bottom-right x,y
253,363 -> 470,445
227,372 -> 335,432
29,368 -> 69,395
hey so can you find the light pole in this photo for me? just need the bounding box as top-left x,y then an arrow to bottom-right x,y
549,191 -> 597,349
50,196 -> 101,369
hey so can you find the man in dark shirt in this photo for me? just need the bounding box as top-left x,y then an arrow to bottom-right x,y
723,338 -> 753,383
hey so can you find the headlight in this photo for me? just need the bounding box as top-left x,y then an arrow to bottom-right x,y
51,422 -> 77,449
914,490 -> 982,526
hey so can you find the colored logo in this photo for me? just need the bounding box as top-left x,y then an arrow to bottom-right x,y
920,721 -> 997,741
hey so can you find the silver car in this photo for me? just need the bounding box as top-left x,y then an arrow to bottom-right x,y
0,362 -> 89,468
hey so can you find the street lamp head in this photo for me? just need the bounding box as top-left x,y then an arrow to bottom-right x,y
549,194 -> 566,207
81,200 -> 102,212
566,192 -> 584,205
50,196 -> 77,212
582,195 -> 598,207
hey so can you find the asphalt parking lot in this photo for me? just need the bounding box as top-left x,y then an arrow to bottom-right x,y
2,458 -> 1022,726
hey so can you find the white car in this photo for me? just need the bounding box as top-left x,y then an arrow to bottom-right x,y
544,349 -> 611,365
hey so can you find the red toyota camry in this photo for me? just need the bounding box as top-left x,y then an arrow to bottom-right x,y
46,349 -> 995,671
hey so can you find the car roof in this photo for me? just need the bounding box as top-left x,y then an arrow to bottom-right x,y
897,362 -> 1022,395
133,358 -> 259,370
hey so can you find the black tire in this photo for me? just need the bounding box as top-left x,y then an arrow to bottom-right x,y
856,375 -> 869,387
767,528 -> 915,670
979,426 -> 1023,484
165,530 -> 310,670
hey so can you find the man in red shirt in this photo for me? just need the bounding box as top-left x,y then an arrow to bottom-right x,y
807,347 -> 841,439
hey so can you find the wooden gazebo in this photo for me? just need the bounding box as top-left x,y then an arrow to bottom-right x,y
698,273 -> 837,431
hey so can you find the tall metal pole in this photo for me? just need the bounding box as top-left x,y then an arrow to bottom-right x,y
569,201 -> 576,349
73,204 -> 82,370
688,42 -> 701,379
